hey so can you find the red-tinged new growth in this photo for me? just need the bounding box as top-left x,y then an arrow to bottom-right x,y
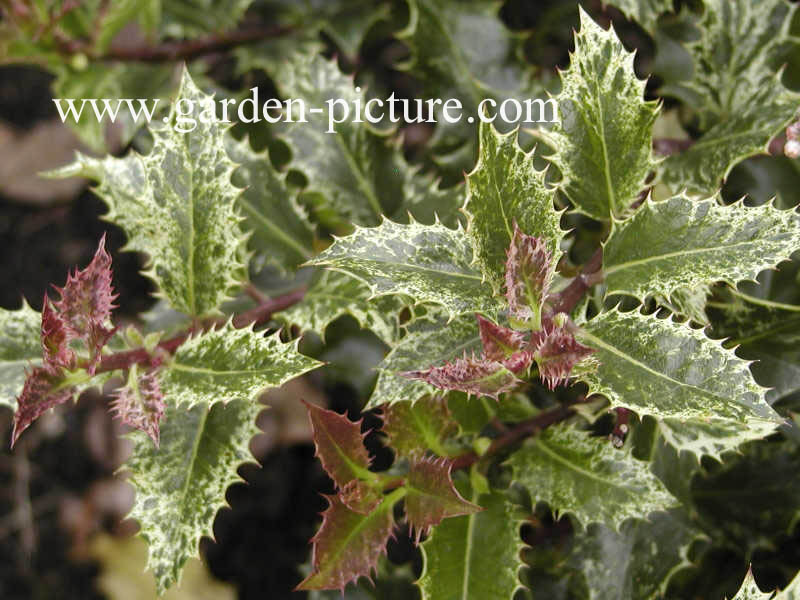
296,494 -> 395,592
111,367 -> 165,446
402,353 -> 522,400
404,456 -> 481,543
786,120 -> 800,158
505,222 -> 555,330
305,401 -> 375,490
340,479 -> 383,515
12,367 -> 75,446
477,313 -> 526,361
52,234 -> 117,373
534,326 -> 595,390
41,296 -> 74,369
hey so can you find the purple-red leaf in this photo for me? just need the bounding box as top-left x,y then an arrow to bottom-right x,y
401,354 -> 521,400
381,396 -> 456,459
41,296 -> 74,369
12,366 -> 74,446
52,234 -> 117,372
534,326 -> 595,390
505,222 -> 554,329
404,456 -> 482,542
111,367 -> 165,446
305,401 -> 374,489
296,494 -> 395,591
477,314 -> 527,361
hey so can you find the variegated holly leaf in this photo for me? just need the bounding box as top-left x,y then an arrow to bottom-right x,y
404,457 -> 481,542
0,301 -> 41,410
226,135 -> 315,274
505,225 -> 556,329
465,123 -> 563,292
603,195 -> 800,305
538,8 -> 659,220
159,322 -> 321,410
381,395 -> 456,459
307,219 -> 499,320
577,308 -> 783,458
160,0 -> 254,37
729,569 -> 773,600
370,312 -> 482,409
50,68 -> 247,317
659,0 -> 800,196
564,509 -> 706,600
279,270 -> 405,344
110,365 -> 165,446
401,355 -> 521,400
305,401 -> 375,490
397,0 -> 541,174
417,479 -> 525,600
125,399 -> 261,594
274,53 -> 412,226
508,424 -> 677,530
297,491 -> 399,591
605,0 -> 674,31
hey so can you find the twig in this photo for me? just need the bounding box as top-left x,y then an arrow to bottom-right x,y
551,247 -> 604,315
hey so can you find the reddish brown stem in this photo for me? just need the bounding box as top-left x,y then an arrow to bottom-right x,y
551,247 -> 604,315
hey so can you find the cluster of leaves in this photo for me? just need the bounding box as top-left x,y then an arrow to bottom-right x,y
3,0 -> 800,598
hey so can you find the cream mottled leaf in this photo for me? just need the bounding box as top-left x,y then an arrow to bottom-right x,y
307,219 -> 499,320
465,123 -> 563,291
369,312 -> 482,409
226,135 -> 314,274
577,309 -> 783,458
508,424 -> 677,530
541,8 -> 659,220
604,195 -> 800,303
279,271 -> 404,344
160,322 -> 321,410
605,0 -> 673,31
730,570 -> 773,600
125,399 -> 261,594
50,68 -> 247,317
0,302 -> 42,411
417,480 -> 524,600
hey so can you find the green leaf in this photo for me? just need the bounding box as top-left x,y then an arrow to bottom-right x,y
658,0 -> 800,196
417,481 -> 524,600
0,301 -> 42,411
381,395 -> 456,458
507,423 -> 676,530
564,510 -> 705,600
603,196 -> 800,304
160,0 -> 254,37
307,219 -> 498,320
226,135 -> 315,274
577,308 -> 783,458
605,0 -> 674,31
404,457 -> 481,541
51,68 -> 247,317
369,312 -> 483,409
279,270 -> 404,344
125,399 -> 261,594
274,53 -> 413,226
397,0 -> 540,173
160,322 -> 321,410
465,122 -> 563,292
298,490 -> 400,591
540,8 -> 659,220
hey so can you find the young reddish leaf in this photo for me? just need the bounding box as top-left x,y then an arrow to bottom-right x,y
381,396 -> 456,458
534,327 -> 595,390
296,493 -> 396,591
305,401 -> 374,489
111,366 -> 165,446
52,234 -> 117,372
505,222 -> 554,329
404,456 -> 482,542
12,366 -> 74,446
401,354 -> 521,400
476,314 -> 527,361
340,480 -> 383,515
41,296 -> 74,369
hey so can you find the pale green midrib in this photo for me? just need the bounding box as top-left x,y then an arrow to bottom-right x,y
320,423 -> 374,482
531,438 -> 633,493
729,289 -> 800,313
321,256 -> 484,283
170,363 -> 281,377
238,196 -> 312,259
579,328 -> 747,410
330,123 -> 383,221
604,238 -> 780,277
592,69 -> 617,218
460,488 -> 478,600
177,406 -> 209,519
683,121 -> 791,153
184,141 -> 197,316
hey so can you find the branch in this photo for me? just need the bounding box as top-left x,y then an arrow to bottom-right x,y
551,247 -> 603,315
